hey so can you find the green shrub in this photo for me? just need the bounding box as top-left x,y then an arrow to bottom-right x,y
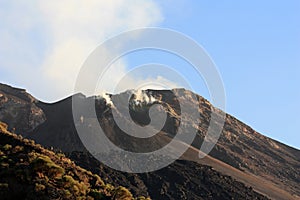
112,186 -> 133,200
61,175 -> 89,196
136,197 -> 151,200
2,144 -> 12,151
63,189 -> 72,198
72,185 -> 80,195
62,175 -> 77,188
89,189 -> 105,200
30,154 -> 65,178
0,155 -> 7,161
0,183 -> 9,189
35,183 -> 45,192
1,162 -> 9,168
104,183 -> 114,193
57,153 -> 65,158
93,174 -> 105,187
12,145 -> 24,153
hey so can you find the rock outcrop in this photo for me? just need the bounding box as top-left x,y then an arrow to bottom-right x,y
0,83 -> 45,133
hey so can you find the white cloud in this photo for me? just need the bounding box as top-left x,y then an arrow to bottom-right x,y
0,1 -> 163,102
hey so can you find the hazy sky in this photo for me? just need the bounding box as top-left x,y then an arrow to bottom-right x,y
0,1 -> 299,149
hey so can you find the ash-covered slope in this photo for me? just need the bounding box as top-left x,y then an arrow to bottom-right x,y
0,83 -> 299,199
68,151 -> 269,200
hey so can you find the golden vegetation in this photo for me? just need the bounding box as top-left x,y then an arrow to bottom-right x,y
0,122 -> 150,200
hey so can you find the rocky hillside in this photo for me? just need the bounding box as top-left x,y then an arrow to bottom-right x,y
0,84 -> 45,133
0,83 -> 299,199
68,151 -> 269,200
0,121 -> 268,200
0,122 -> 148,200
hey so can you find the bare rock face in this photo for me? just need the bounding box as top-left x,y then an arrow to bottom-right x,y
0,83 -> 46,133
145,89 -> 300,197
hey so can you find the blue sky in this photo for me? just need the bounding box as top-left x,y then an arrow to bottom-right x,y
164,1 -> 300,149
124,1 -> 300,149
0,1 -> 299,149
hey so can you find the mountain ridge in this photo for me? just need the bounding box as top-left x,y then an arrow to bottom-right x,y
0,83 -> 299,199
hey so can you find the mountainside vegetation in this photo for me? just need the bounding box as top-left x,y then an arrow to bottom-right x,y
0,122 -> 149,200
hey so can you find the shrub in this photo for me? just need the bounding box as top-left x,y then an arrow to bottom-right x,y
104,183 -> 114,193
0,155 -> 7,161
63,189 -> 72,198
0,162 -> 9,168
61,175 -> 88,196
137,197 -> 151,200
2,144 -> 12,151
0,183 -> 9,189
35,183 -> 45,192
62,175 -> 75,187
0,122 -> 8,131
12,145 -> 24,153
112,186 -> 133,200
30,153 -> 65,178
72,185 -> 80,195
89,189 -> 105,200
57,153 -> 65,158
92,174 -> 105,188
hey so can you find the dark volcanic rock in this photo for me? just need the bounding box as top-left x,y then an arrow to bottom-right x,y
28,95 -> 87,152
1,83 -> 299,199
68,151 -> 269,200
